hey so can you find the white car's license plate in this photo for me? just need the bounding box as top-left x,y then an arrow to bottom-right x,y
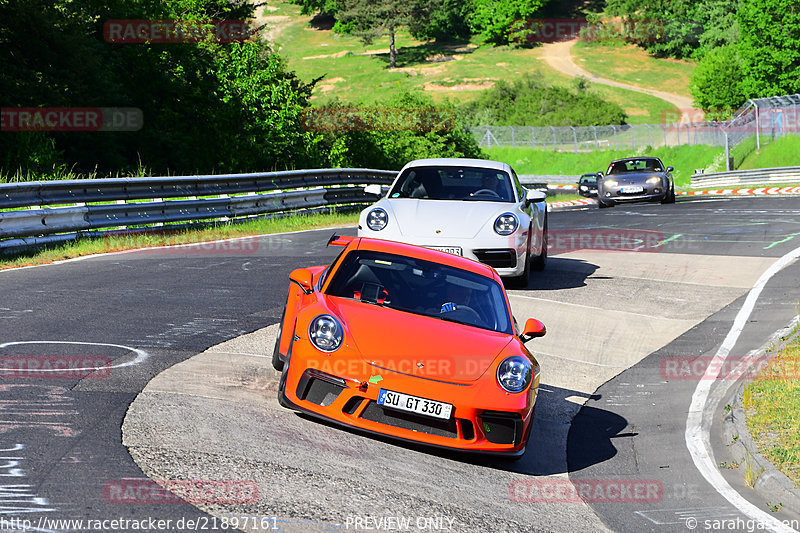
427,246 -> 462,256
620,185 -> 644,194
377,389 -> 453,420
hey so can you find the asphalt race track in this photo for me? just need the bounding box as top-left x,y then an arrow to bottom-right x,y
1,196 -> 800,532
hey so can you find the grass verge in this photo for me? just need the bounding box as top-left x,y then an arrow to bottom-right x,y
738,136 -> 800,171
487,144 -> 724,187
0,211 -> 359,271
743,321 -> 800,489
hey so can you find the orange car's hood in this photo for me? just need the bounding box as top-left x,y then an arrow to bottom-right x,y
327,297 -> 513,382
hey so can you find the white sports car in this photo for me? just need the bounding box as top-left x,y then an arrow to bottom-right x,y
358,158 -> 548,285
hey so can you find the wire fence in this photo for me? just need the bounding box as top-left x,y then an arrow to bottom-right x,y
470,94 -> 800,171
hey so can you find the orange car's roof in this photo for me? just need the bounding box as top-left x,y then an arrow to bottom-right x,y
349,237 -> 500,281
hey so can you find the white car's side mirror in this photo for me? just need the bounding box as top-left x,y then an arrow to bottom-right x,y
525,189 -> 547,205
364,184 -> 383,196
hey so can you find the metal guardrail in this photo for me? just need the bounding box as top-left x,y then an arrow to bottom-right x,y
690,166 -> 800,188
0,169 -> 397,251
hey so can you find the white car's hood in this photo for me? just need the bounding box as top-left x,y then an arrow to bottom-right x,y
382,199 -> 513,239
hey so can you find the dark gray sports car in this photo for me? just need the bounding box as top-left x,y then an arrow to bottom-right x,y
597,157 -> 675,208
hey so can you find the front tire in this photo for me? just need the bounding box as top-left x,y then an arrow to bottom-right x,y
272,308 -> 286,371
661,185 -> 676,204
531,217 -> 547,272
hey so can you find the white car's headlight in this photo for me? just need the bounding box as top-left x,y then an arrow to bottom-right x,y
366,208 -> 388,231
494,213 -> 518,236
496,356 -> 532,393
308,314 -> 343,352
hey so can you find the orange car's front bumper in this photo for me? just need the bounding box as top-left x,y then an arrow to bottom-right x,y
278,347 -> 538,456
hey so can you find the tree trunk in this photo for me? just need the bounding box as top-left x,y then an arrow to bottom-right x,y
389,27 -> 396,68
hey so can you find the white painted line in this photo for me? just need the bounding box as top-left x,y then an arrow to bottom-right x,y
207,350 -> 271,359
685,244 -> 800,533
0,341 -> 150,371
531,349 -> 629,369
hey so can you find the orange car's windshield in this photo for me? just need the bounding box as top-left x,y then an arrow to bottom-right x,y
325,250 -> 513,334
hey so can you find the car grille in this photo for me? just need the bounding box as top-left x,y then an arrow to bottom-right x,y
474,249 -> 517,269
359,401 -> 459,438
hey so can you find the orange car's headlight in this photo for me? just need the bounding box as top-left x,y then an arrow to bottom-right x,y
496,356 -> 532,393
309,314 -> 344,352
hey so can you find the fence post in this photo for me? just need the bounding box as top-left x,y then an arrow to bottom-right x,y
530,126 -> 535,148
510,126 -> 515,148
632,125 -> 636,150
724,130 -> 731,171
591,126 -> 598,150
754,100 -> 761,150
612,125 -> 617,150
570,126 -> 578,154
645,123 -> 652,147
550,126 -> 557,151
661,124 -> 667,147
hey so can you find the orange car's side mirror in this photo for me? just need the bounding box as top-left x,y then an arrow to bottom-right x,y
289,268 -> 314,295
520,318 -> 546,343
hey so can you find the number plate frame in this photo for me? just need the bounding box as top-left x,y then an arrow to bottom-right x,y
427,246 -> 462,256
377,389 -> 453,420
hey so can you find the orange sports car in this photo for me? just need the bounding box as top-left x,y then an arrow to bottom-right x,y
273,235 -> 546,457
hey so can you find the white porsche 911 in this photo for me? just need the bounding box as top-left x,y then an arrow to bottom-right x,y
358,158 -> 548,286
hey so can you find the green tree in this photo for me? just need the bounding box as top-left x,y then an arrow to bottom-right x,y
737,0 -> 800,97
468,0 -> 544,45
336,0 -> 432,68
690,45 -> 746,117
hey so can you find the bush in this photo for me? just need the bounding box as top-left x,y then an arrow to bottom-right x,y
458,75 -> 627,127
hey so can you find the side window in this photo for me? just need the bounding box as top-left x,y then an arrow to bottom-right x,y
511,169 -> 524,203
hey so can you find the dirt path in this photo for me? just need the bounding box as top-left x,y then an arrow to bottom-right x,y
540,39 -> 703,123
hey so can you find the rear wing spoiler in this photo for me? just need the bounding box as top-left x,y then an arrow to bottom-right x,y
327,234 -> 355,247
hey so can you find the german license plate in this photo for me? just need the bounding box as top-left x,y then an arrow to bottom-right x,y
377,389 -> 453,420
620,185 -> 644,194
427,246 -> 462,256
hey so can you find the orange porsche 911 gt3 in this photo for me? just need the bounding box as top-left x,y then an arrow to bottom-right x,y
273,235 -> 546,457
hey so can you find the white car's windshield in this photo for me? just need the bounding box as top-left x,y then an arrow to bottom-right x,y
325,250 -> 513,334
389,166 -> 516,202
